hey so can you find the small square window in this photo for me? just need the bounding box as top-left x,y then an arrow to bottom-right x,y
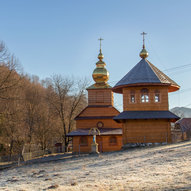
80,136 -> 88,146
109,136 -> 117,145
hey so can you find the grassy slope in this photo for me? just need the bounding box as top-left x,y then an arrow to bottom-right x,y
1,141 -> 191,191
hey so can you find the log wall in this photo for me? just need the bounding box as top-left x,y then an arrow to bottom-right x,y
123,86 -> 169,111
72,135 -> 122,153
122,119 -> 171,144
76,119 -> 122,129
88,89 -> 114,106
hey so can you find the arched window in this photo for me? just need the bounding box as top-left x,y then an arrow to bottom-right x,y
109,136 -> 117,145
155,90 -> 160,102
141,88 -> 149,103
130,90 -> 135,103
80,136 -> 88,146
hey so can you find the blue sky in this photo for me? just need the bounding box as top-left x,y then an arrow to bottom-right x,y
1,0 -> 191,110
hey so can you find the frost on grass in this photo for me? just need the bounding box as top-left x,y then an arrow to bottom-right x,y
1,141 -> 191,191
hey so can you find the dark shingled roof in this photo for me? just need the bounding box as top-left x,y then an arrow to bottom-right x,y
113,111 -> 180,122
113,59 -> 180,93
67,128 -> 122,136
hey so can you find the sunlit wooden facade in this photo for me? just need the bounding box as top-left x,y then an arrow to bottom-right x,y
67,46 -> 122,153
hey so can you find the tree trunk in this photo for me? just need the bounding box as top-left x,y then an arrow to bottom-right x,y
9,140 -> 14,158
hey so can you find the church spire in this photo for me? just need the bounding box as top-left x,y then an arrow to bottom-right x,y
139,32 -> 149,59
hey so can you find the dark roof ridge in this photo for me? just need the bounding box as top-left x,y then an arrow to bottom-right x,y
146,60 -> 179,87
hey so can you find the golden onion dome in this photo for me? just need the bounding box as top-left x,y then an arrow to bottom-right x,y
98,52 -> 104,60
92,50 -> 109,84
140,45 -> 149,59
92,66 -> 109,83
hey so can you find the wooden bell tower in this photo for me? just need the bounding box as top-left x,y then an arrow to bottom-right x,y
113,33 -> 180,146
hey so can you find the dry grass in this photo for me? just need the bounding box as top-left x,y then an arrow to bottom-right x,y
1,141 -> 191,191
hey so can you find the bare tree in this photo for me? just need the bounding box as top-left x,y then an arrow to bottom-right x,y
0,41 -> 58,157
45,75 -> 87,152
0,41 -> 24,157
0,40 -> 88,157
0,98 -> 25,157
23,80 -> 44,152
0,41 -> 10,62
0,42 -> 22,101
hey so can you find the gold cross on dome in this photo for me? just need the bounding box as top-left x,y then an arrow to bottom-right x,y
98,37 -> 104,50
141,32 -> 147,47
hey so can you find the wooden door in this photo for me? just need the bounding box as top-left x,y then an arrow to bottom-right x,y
96,136 -> 103,152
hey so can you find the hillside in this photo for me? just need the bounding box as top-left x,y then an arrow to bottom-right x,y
1,141 -> 191,191
171,107 -> 191,118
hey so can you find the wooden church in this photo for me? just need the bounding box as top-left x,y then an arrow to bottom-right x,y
113,33 -> 180,146
67,40 -> 122,153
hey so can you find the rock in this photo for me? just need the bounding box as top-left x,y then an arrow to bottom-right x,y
47,184 -> 59,189
6,177 -> 19,182
45,178 -> 52,181
39,170 -> 46,174
71,182 -> 77,186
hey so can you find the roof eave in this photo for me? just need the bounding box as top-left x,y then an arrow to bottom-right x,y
113,111 -> 180,121
168,85 -> 180,93
112,83 -> 171,93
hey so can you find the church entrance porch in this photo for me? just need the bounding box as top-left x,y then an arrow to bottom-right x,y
68,130 -> 122,154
